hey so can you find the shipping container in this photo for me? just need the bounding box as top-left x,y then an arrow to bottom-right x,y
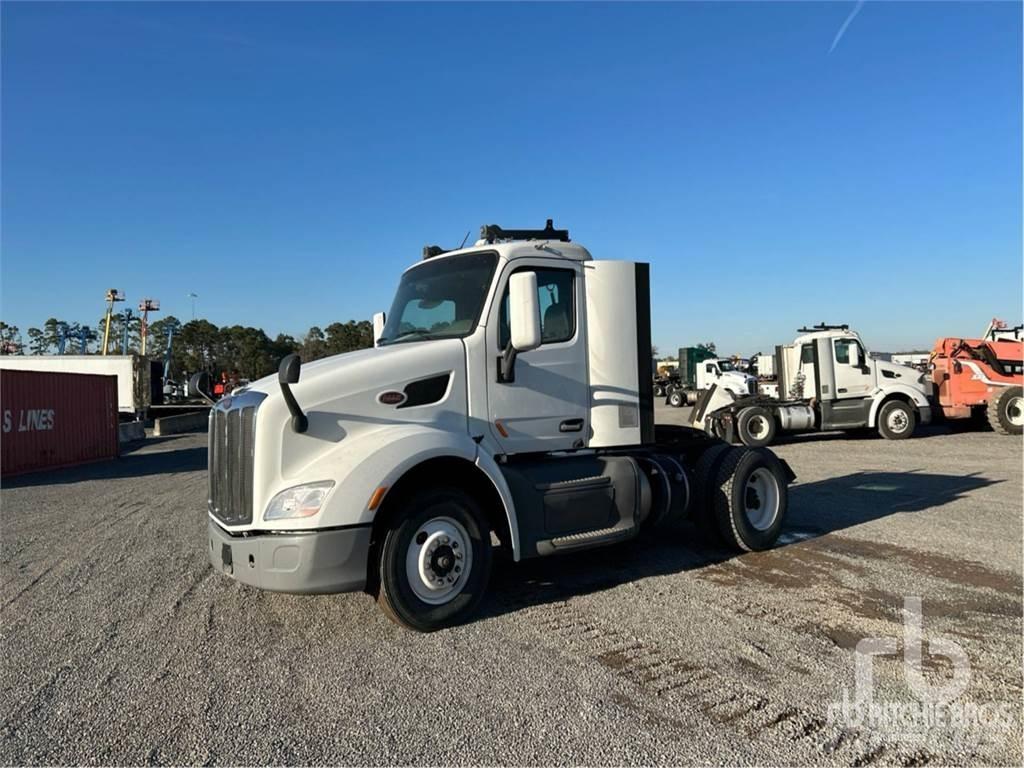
1,370 -> 119,476
0,355 -> 151,415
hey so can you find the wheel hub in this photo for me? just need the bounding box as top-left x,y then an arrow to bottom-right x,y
1007,396 -> 1024,427
744,468 -> 780,532
406,516 -> 472,605
888,409 -> 909,432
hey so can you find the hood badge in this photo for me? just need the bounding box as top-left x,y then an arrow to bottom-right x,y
378,390 -> 407,406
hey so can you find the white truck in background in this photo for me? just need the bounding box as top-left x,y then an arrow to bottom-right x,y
692,323 -> 933,447
199,220 -> 795,631
0,354 -> 153,416
665,351 -> 756,407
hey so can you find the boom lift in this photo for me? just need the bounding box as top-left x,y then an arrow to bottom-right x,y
199,221 -> 795,631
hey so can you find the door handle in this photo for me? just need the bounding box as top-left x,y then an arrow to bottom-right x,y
559,418 -> 584,433
837,388 -> 848,393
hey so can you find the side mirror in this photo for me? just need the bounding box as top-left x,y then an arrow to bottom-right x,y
509,272 -> 542,352
499,272 -> 541,383
848,346 -> 861,367
372,311 -> 386,345
279,353 -> 301,384
278,354 -> 308,433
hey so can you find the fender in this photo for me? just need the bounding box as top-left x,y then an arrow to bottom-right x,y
300,426 -> 521,559
473,449 -> 522,561
868,384 -> 931,427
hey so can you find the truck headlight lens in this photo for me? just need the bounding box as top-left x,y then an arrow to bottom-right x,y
264,481 -> 334,521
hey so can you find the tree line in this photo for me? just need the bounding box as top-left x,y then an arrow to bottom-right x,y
0,316 -> 373,381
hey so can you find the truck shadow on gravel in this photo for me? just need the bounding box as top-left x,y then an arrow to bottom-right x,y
482,470 -> 1003,619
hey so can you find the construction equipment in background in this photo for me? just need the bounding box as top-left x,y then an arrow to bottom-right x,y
138,298 -> 160,356
120,309 -> 135,355
101,289 -> 125,355
929,319 -> 1023,435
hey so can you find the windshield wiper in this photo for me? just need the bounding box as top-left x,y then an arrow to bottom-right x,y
380,329 -> 438,345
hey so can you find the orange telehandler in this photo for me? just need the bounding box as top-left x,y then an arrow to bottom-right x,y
929,319 -> 1023,435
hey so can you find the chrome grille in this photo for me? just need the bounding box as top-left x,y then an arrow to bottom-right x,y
208,391 -> 265,526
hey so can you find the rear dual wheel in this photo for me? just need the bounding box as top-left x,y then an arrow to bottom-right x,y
694,445 -> 787,551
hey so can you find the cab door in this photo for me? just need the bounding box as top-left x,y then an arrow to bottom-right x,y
832,337 -> 873,398
485,261 -> 589,454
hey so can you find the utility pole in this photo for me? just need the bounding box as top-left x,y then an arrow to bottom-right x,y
188,292 -> 198,321
138,298 -> 160,356
101,289 -> 125,355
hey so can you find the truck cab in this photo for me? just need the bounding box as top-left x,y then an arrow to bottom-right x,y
694,324 -> 932,446
204,221 -> 794,631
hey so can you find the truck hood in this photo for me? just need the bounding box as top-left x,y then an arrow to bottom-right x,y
240,339 -> 470,479
874,359 -> 930,394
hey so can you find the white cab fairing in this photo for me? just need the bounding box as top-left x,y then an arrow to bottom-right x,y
584,260 -> 650,447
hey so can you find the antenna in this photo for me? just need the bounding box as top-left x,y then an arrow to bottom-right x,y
458,230 -> 471,249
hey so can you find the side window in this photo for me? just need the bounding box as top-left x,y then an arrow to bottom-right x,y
834,339 -> 852,364
800,344 -> 814,365
705,363 -> 715,374
498,268 -> 575,348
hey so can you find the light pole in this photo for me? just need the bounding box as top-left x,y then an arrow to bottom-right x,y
188,292 -> 198,321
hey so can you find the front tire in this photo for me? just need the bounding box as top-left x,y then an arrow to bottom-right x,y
987,386 -> 1024,435
377,487 -> 492,632
877,400 -> 915,440
668,390 -> 685,408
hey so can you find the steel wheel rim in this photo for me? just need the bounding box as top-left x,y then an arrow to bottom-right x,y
405,515 -> 472,605
887,408 -> 910,433
1007,396 -> 1024,427
747,415 -> 769,438
744,468 -> 780,531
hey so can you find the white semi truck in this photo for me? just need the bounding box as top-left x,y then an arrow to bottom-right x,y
693,324 -> 933,447
201,221 -> 795,631
665,355 -> 756,407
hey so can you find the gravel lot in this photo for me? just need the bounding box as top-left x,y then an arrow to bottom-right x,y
2,405 -> 1021,766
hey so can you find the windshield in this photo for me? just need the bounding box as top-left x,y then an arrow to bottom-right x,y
379,251 -> 498,345
718,361 -> 735,372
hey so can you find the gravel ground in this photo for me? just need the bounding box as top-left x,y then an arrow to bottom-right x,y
2,405 -> 1021,766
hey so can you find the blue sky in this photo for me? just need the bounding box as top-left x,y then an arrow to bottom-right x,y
2,1 -> 1020,355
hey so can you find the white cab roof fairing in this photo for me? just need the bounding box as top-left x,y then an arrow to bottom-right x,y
399,241 -> 594,275
793,329 -> 868,350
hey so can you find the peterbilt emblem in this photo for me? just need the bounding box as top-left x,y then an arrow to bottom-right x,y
377,390 -> 407,406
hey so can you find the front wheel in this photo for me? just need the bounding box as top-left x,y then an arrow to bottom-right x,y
877,400 -> 916,440
667,390 -> 685,408
377,488 -> 492,632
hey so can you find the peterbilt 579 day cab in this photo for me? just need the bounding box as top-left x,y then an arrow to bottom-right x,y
203,221 -> 794,631
693,324 -> 933,447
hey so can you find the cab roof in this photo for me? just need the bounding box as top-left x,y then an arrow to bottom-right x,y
420,219 -> 593,265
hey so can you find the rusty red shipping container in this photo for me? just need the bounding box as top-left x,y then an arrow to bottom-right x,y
1,370 -> 120,477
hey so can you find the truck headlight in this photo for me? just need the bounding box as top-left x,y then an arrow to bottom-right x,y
264,481 -> 334,521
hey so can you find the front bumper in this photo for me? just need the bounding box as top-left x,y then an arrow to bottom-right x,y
917,404 -> 933,425
207,519 -> 371,594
